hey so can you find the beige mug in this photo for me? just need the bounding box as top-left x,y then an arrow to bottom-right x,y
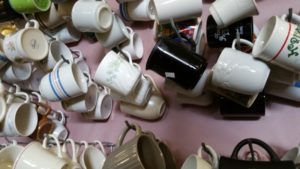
103,123 -> 166,169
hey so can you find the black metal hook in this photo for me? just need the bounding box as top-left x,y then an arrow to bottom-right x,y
288,8 -> 293,22
61,54 -> 70,64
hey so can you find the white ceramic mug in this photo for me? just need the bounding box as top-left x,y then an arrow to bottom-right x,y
48,110 -> 69,141
35,2 -> 66,30
123,0 -> 156,21
95,14 -> 130,49
62,82 -> 98,113
71,0 -> 113,33
37,40 -> 73,72
111,73 -> 152,106
79,141 -> 106,169
94,51 -> 141,96
1,91 -> 38,137
39,59 -> 88,101
209,0 -> 258,28
120,27 -> 144,60
81,86 -> 113,121
181,144 -> 219,169
14,134 -> 68,169
2,62 -> 32,83
212,39 -> 270,95
153,0 -> 202,24
0,140 -> 24,169
53,22 -> 81,44
252,14 -> 300,73
3,19 -> 49,63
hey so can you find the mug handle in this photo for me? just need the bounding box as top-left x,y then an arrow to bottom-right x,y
62,138 -> 78,163
197,144 -> 219,169
93,140 -> 106,155
231,38 -> 254,50
126,26 -> 134,35
118,50 -> 133,66
42,134 -> 63,158
281,13 -> 300,25
117,122 -> 142,147
77,141 -> 89,157
144,74 -> 162,96
48,110 -> 66,125
71,49 -> 85,61
15,91 -> 30,104
25,19 -> 40,29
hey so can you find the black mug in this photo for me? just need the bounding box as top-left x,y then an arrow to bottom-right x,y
206,15 -> 253,48
146,37 -> 207,90
0,0 -> 22,22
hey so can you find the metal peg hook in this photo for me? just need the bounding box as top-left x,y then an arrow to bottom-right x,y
288,8 -> 293,22
125,120 -> 136,131
235,30 -> 241,50
61,55 -> 70,64
202,142 -> 213,157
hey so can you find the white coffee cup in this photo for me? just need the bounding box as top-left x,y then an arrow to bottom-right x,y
53,22 -> 82,44
39,59 -> 88,101
79,141 -> 106,169
71,0 -> 113,33
81,86 -> 113,121
212,39 -> 270,95
153,0 -> 202,24
176,91 -> 214,107
0,140 -> 24,169
120,27 -> 144,60
252,14 -> 300,73
181,144 -> 219,169
120,77 -> 166,120
124,0 -> 156,21
62,82 -> 98,113
209,0 -> 259,28
111,74 -> 152,106
37,40 -> 73,72
35,2 -> 66,30
95,14 -> 130,49
94,50 -> 141,96
48,110 -> 69,141
61,138 -> 82,169
14,134 -> 68,169
2,63 -> 32,83
3,19 -> 49,63
1,91 -> 38,137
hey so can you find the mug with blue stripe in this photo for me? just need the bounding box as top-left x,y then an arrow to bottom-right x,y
39,59 -> 88,102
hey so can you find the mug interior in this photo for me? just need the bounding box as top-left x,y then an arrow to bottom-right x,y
0,145 -> 24,169
33,0 -> 51,11
83,147 -> 106,169
15,104 -> 37,136
252,16 -> 277,57
100,95 -> 113,119
137,136 -> 165,168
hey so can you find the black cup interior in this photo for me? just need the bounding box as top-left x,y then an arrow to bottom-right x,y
146,37 -> 207,89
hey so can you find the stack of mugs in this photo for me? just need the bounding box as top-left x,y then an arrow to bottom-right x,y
0,135 -> 110,169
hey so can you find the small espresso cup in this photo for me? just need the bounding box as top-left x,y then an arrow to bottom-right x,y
81,87 -> 113,121
153,0 -> 202,24
37,40 -> 73,72
1,90 -> 38,137
252,14 -> 300,73
35,2 -> 66,30
9,0 -> 51,13
71,0 -> 113,33
95,14 -> 130,49
212,39 -> 270,95
39,59 -> 88,101
0,140 -> 24,169
13,134 -> 68,169
120,0 -> 156,21
79,141 -> 106,169
103,123 -> 166,169
2,63 -> 32,83
120,27 -> 144,60
209,0 -> 258,28
94,51 -> 141,96
206,15 -> 254,48
146,37 -> 207,90
3,20 -> 49,63
181,144 -> 219,169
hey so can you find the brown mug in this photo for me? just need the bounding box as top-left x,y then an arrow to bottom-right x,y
103,123 -> 166,169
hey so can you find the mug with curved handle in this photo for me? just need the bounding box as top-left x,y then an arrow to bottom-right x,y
62,138 -> 82,169
0,140 -> 24,169
79,140 -> 106,169
103,122 -> 166,169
